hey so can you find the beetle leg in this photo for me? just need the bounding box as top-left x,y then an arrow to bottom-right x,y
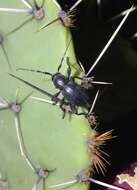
73,76 -> 94,89
74,110 -> 98,127
58,97 -> 67,119
59,97 -> 65,106
74,109 -> 87,116
75,112 -> 87,116
74,76 -> 111,89
53,91 -> 61,98
51,91 -> 62,105
56,98 -> 73,118
61,108 -> 66,119
69,104 -> 80,115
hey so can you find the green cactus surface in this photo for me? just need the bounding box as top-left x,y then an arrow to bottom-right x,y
1,1 -> 134,190
0,1 -> 93,190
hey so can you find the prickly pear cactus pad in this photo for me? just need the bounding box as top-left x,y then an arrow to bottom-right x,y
0,1 -> 134,190
0,1 -> 91,190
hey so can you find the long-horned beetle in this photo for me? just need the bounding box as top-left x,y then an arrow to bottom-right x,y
9,5 -> 134,119
9,39 -> 111,119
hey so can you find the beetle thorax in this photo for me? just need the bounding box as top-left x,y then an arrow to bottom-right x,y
52,73 -> 68,90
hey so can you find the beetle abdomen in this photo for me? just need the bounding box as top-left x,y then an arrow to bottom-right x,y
62,83 -> 91,108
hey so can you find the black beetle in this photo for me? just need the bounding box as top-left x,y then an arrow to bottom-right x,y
9,3 -> 133,119
9,52 -> 111,119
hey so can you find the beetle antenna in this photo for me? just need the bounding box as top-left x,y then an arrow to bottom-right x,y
57,38 -> 72,72
9,73 -> 55,99
16,68 -> 52,76
86,5 -> 134,77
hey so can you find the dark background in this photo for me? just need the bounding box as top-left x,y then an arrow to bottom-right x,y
58,0 -> 137,189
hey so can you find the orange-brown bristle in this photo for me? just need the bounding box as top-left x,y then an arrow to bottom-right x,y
88,115 -> 98,126
88,129 -> 114,175
59,9 -> 76,28
76,168 -> 91,182
62,13 -> 75,28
